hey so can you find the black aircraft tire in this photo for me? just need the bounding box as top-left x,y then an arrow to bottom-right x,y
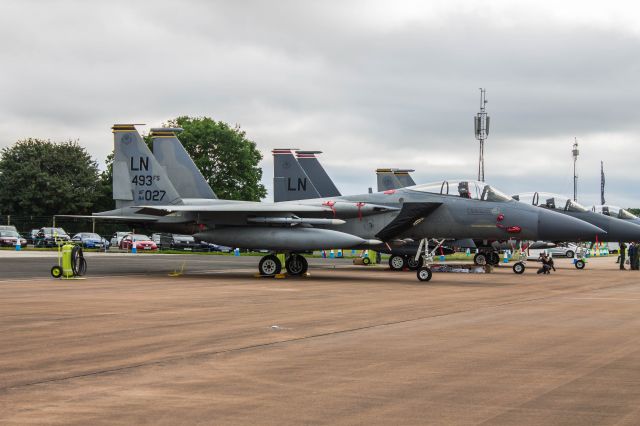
565,250 -> 575,258
405,256 -> 423,270
474,253 -> 487,266
50,265 -> 62,278
362,257 -> 371,265
285,255 -> 308,275
488,252 -> 501,266
388,255 -> 406,271
513,262 -> 525,274
575,260 -> 586,270
417,267 -> 432,282
259,254 -> 282,276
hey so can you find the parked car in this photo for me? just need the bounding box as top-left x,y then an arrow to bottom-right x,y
204,243 -> 233,253
111,231 -> 133,248
152,233 -> 173,250
0,230 -> 27,247
527,243 -> 578,260
27,229 -> 40,245
152,233 -> 202,251
120,234 -> 157,251
72,232 -> 110,249
0,225 -> 18,233
36,227 -> 70,247
170,234 -> 199,251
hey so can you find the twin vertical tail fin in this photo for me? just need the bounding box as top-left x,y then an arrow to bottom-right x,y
150,128 -> 217,200
272,149 -> 321,202
393,169 -> 416,187
112,124 -> 182,208
376,169 -> 403,192
295,151 -> 341,197
376,168 -> 415,191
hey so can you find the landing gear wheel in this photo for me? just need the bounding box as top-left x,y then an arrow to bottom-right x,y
474,253 -> 487,265
285,254 -> 308,275
417,267 -> 432,282
405,256 -> 423,270
575,260 -> 586,270
388,255 -> 406,271
565,250 -> 575,258
362,257 -> 371,265
488,251 -> 500,266
259,254 -> 282,276
50,265 -> 62,278
513,262 -> 525,274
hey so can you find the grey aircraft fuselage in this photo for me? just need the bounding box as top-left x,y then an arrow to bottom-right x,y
514,193 -> 640,243
592,205 -> 640,227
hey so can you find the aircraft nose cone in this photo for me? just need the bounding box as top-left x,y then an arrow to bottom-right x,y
538,209 -> 606,241
606,218 -> 640,242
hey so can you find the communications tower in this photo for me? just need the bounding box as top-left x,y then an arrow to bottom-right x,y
474,88 -> 490,182
600,161 -> 605,206
572,138 -> 579,201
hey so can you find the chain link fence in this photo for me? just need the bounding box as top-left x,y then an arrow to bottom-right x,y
0,215 -> 146,241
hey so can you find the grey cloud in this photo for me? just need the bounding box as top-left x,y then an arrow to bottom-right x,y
1,0 -> 639,206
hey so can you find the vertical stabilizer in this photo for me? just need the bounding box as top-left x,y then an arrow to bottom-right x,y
273,149 -> 321,202
393,169 -> 416,187
151,128 -> 217,200
112,124 -> 182,208
295,151 -> 341,197
376,169 -> 403,192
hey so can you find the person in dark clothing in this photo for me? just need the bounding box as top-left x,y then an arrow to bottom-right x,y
547,255 -> 556,272
619,242 -> 627,270
628,243 -> 635,270
633,242 -> 640,271
537,253 -> 552,274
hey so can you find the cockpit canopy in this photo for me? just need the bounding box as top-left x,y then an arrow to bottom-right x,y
409,180 -> 512,202
592,205 -> 638,220
513,192 -> 589,213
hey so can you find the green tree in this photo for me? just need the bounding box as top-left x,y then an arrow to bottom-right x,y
92,152 -> 115,212
157,116 -> 266,201
0,139 -> 100,216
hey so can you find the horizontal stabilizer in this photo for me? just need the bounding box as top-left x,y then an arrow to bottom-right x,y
135,202 -> 334,216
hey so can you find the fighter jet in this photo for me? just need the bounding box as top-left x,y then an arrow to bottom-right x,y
513,193 -> 640,243
87,125 -> 605,281
591,205 -> 640,225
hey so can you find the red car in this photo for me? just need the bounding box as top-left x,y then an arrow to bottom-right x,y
119,234 -> 158,251
0,230 -> 27,247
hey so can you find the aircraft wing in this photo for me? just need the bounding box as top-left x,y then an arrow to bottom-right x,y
55,214 -> 159,222
134,202 -> 334,216
375,202 -> 443,241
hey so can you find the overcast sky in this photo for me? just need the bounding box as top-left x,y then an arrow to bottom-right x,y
2,0 -> 640,206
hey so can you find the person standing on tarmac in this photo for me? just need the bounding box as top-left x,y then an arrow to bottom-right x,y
633,242 -> 640,270
619,242 -> 627,270
628,243 -> 636,270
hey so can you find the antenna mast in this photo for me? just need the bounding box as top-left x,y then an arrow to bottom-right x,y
600,161 -> 605,206
474,88 -> 490,182
572,138 -> 579,202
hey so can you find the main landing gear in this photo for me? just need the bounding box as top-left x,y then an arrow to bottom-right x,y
388,254 -> 423,271
473,251 -> 500,266
258,253 -> 309,277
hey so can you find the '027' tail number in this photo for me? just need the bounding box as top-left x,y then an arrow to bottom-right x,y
137,190 -> 166,201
